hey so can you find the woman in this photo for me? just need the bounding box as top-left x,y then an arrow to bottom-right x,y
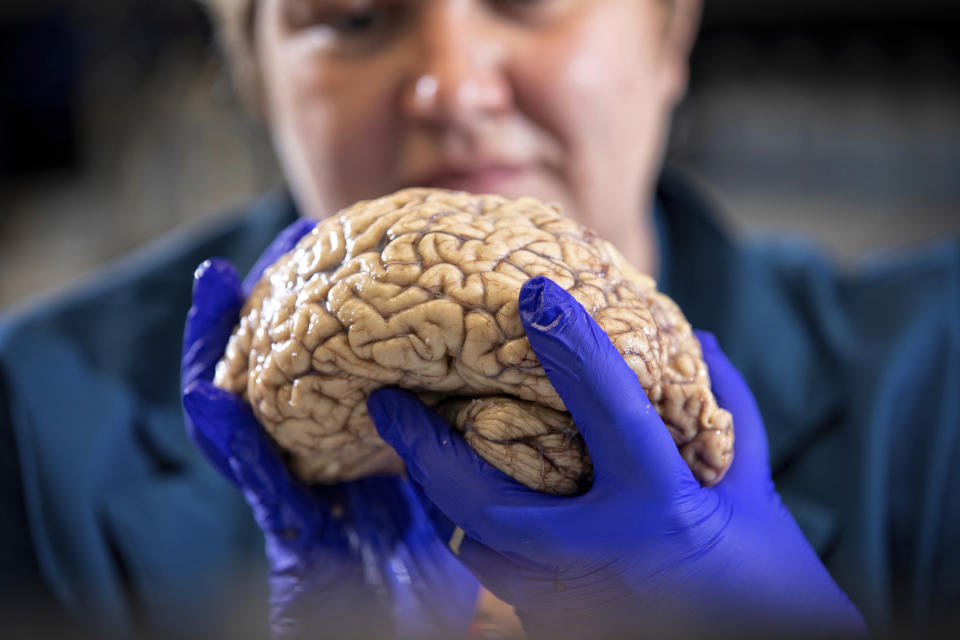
2,0 -> 957,637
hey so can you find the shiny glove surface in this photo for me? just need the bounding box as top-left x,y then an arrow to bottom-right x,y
368,276 -> 868,639
181,218 -> 478,639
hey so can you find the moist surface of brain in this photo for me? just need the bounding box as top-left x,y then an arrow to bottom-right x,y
215,188 -> 733,495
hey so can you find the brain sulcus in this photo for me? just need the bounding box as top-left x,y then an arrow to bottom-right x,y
215,188 -> 733,495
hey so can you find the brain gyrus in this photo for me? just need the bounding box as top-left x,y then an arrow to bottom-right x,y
215,188 -> 733,495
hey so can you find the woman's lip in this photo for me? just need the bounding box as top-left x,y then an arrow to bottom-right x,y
414,165 -> 530,193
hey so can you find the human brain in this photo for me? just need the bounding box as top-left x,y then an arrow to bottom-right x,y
214,188 -> 733,495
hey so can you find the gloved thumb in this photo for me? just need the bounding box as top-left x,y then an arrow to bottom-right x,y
695,331 -> 772,495
368,388 -> 557,554
519,276 -> 691,495
184,381 -> 332,553
181,258 -> 243,389
182,379 -> 243,486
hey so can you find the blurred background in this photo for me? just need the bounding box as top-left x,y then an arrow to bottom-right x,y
1,0 -> 958,311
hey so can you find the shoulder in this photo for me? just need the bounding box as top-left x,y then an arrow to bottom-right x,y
0,190 -> 299,469
724,233 -> 960,630
743,234 -> 960,362
659,166 -> 958,360
0,187 -> 299,504
0,190 -> 297,374
0,192 -> 291,631
657,169 -> 960,602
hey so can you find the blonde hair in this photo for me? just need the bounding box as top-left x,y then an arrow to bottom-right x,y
203,0 -> 260,111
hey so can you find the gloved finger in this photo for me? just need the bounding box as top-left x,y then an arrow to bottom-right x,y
345,477 -> 480,639
519,276 -> 691,494
404,474 -> 459,544
388,540 -> 479,640
458,538 -> 559,608
368,388 -> 560,552
185,380 -> 334,550
695,331 -> 772,494
227,420 -> 336,552
404,474 -> 551,605
181,258 -> 244,388
242,217 -> 318,297
351,476 -> 466,565
182,379 -> 242,485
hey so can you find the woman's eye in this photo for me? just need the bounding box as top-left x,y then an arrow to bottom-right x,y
331,7 -> 390,36
490,0 -> 564,22
283,1 -> 398,41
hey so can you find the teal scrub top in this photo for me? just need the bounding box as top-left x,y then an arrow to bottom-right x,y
1,170 -> 958,636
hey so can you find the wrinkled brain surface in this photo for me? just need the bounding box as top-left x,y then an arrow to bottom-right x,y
215,188 -> 733,495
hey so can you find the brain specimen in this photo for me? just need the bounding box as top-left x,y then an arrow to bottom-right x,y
214,188 -> 733,495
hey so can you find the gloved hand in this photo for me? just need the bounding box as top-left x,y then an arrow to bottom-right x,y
368,276 -> 868,639
181,218 -> 479,639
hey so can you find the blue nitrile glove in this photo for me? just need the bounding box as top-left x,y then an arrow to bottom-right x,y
181,219 -> 479,639
368,276 -> 868,639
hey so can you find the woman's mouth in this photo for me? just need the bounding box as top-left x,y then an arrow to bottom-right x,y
413,163 -> 531,194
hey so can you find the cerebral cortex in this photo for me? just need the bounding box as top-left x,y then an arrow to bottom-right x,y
215,188 -> 733,495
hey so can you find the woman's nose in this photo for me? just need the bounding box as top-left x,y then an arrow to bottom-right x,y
399,4 -> 511,126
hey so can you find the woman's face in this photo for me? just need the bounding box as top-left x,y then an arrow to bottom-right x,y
255,0 -> 695,250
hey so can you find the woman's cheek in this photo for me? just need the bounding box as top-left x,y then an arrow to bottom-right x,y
289,67 -> 399,210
